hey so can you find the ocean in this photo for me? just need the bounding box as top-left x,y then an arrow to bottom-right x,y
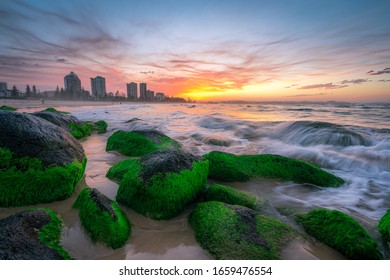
3,102 -> 390,259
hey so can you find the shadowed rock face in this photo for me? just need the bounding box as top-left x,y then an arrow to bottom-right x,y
32,112 -> 83,131
0,111 -> 84,166
0,210 -> 63,260
89,188 -> 118,221
139,149 -> 204,183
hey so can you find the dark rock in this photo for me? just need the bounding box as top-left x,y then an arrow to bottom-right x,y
0,111 -> 84,166
89,188 -> 118,221
0,210 -> 63,260
32,111 -> 83,131
139,149 -> 204,183
125,118 -> 142,123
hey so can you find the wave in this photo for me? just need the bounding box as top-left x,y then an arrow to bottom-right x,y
270,121 -> 372,147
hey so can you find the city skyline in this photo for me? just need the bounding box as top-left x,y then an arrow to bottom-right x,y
0,0 -> 389,102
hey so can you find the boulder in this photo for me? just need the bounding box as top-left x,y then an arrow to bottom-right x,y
189,201 -> 300,259
296,208 -> 382,259
203,184 -> 265,210
0,111 -> 86,207
115,149 -> 209,219
378,209 -> 390,243
106,130 -> 180,157
74,188 -> 131,249
203,151 -> 344,187
0,209 -> 71,260
0,105 -> 17,111
32,111 -> 108,139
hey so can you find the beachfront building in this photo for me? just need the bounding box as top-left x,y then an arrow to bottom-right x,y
126,82 -> 138,100
145,90 -> 154,101
155,92 -> 165,101
64,71 -> 82,98
139,83 -> 147,100
0,82 -> 9,98
91,76 -> 107,99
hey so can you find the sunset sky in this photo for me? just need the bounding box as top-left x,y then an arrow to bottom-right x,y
0,0 -> 389,102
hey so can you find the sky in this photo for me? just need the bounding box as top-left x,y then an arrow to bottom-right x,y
0,0 -> 389,102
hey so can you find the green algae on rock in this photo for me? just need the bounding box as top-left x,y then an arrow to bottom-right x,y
0,105 -> 17,111
0,208 -> 71,259
378,209 -> 390,243
116,149 -> 209,220
296,208 -> 382,259
40,107 -> 70,114
203,184 -> 265,210
0,147 -> 86,207
106,130 -> 181,157
189,201 -> 299,259
74,188 -> 131,249
69,121 -> 108,139
106,158 -> 138,183
203,151 -> 344,187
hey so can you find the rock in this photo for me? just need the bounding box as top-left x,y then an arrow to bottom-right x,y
189,201 -> 300,259
106,130 -> 181,157
0,105 -> 17,111
203,151 -> 344,187
0,111 -> 86,207
271,121 -> 371,146
33,111 -> 108,139
73,188 -> 131,249
378,209 -> 390,243
203,184 -> 265,210
115,149 -> 209,219
296,209 -> 382,259
125,118 -> 142,123
204,136 -> 232,147
0,209 -> 71,260
40,107 -> 70,114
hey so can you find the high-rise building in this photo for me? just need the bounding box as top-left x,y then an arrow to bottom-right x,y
90,76 -> 107,99
155,92 -> 165,101
126,82 -> 138,100
0,82 -> 7,91
64,71 -> 82,98
139,83 -> 147,100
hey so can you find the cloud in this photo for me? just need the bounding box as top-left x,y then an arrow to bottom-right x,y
55,58 -> 67,63
367,67 -> 390,75
139,71 -> 154,74
285,83 -> 298,88
298,83 -> 348,90
340,79 -> 370,84
286,92 -> 333,98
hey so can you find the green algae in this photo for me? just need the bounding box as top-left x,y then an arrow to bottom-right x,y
0,147 -> 86,207
189,201 -> 298,259
203,184 -> 265,210
0,105 -> 17,111
116,158 -> 208,220
35,208 -> 72,259
378,209 -> 390,243
106,158 -> 138,182
106,130 -> 181,157
203,151 -> 344,187
296,208 -> 382,259
40,107 -> 70,114
69,120 -> 108,139
73,188 -> 131,249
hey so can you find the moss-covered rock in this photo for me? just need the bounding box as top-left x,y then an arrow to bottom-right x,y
40,107 -> 70,114
106,130 -> 181,157
378,209 -> 390,243
106,158 -> 138,183
0,105 -> 17,111
74,188 -> 131,249
189,201 -> 299,259
203,151 -> 344,187
296,209 -> 382,259
0,147 -> 86,207
69,121 -> 108,139
116,149 -> 208,219
0,208 -> 71,259
203,184 -> 265,210
0,111 -> 86,207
